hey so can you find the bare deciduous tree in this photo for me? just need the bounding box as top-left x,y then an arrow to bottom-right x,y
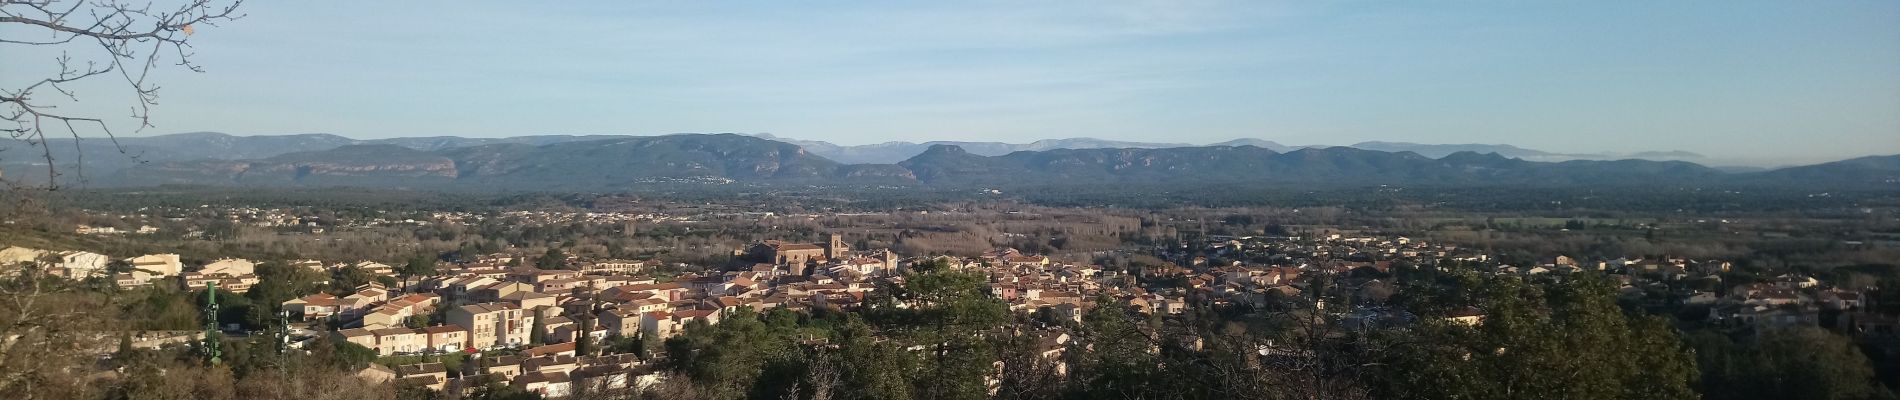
0,264 -> 114,399
803,349 -> 840,400
1,0 -> 242,187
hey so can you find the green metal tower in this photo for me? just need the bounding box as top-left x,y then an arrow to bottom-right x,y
201,280 -> 222,365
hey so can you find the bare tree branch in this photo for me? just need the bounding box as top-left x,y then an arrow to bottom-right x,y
0,0 -> 243,189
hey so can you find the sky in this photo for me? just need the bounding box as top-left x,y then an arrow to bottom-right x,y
4,1 -> 1898,166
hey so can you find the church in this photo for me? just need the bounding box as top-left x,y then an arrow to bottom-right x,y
747,234 -> 850,266
742,234 -> 899,277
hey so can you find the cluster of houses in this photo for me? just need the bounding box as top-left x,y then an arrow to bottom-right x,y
314,235 -> 900,354
74,224 -> 160,235
0,246 -> 394,295
1162,233 -> 1891,339
0,246 -> 115,279
256,235 -> 888,397
13,225 -> 1897,398
0,246 -> 242,289
355,345 -> 658,397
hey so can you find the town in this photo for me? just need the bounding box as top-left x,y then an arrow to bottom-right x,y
7,213 -> 1888,398
4,1 -> 1897,398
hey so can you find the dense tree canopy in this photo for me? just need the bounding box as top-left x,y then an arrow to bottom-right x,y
1373,274 -> 1698,400
1690,327 -> 1892,400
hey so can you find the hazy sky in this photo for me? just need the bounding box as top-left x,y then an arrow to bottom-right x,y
5,1 -> 1898,165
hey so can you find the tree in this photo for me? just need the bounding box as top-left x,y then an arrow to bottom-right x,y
1690,327 -> 1892,400
0,269 -> 115,398
1068,296 -> 1162,399
462,381 -> 544,400
660,307 -> 808,400
400,253 -> 437,288
834,316 -> 916,400
529,308 -> 547,345
245,261 -> 323,327
574,318 -> 595,356
908,258 -> 949,274
883,270 -> 1008,400
326,340 -> 378,371
331,265 -> 375,293
194,287 -> 255,330
405,315 -> 429,329
992,332 -> 1061,400
1372,274 -> 1699,400
2,0 -> 245,187
536,247 -> 566,270
637,331 -> 661,361
799,349 -> 842,400
122,285 -> 202,330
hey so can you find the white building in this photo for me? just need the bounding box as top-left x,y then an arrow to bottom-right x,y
54,251 -> 110,278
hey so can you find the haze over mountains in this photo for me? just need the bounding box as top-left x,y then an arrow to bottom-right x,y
0,132 -> 1891,189
754,134 -> 1712,165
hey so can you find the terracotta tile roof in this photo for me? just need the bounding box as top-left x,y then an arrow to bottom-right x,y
458,303 -> 520,314
372,328 -> 421,337
674,309 -> 717,319
295,293 -> 340,306
524,342 -> 577,357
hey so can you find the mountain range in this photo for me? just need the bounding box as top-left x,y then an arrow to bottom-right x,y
751,134 -> 1210,164
755,135 -> 1707,164
2,132 -> 1891,190
0,131 -> 1712,170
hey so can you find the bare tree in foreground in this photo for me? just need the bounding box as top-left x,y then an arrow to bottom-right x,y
0,265 -> 114,399
1,0 -> 243,187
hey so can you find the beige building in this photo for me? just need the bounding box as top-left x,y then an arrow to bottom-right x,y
598,307 -> 643,337
580,259 -> 648,274
500,292 -> 558,313
423,325 -> 468,352
1444,307 -> 1486,326
480,355 -> 524,378
126,254 -> 183,277
395,362 -> 448,392
362,306 -> 414,329
449,303 -> 528,350
180,272 -> 260,293
638,309 -> 723,339
333,328 -> 378,349
284,293 -> 342,320
639,311 -> 679,339
372,328 -> 427,355
200,258 -> 256,276
514,371 -> 571,398
345,261 -> 394,275
748,234 -> 850,266
472,281 -> 534,302
290,259 -> 327,272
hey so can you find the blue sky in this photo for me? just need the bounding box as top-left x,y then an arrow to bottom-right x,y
5,1 -> 1897,165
